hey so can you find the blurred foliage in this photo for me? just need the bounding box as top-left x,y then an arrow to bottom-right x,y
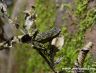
7,0 -> 96,73
15,44 -> 50,73
35,0 -> 56,32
